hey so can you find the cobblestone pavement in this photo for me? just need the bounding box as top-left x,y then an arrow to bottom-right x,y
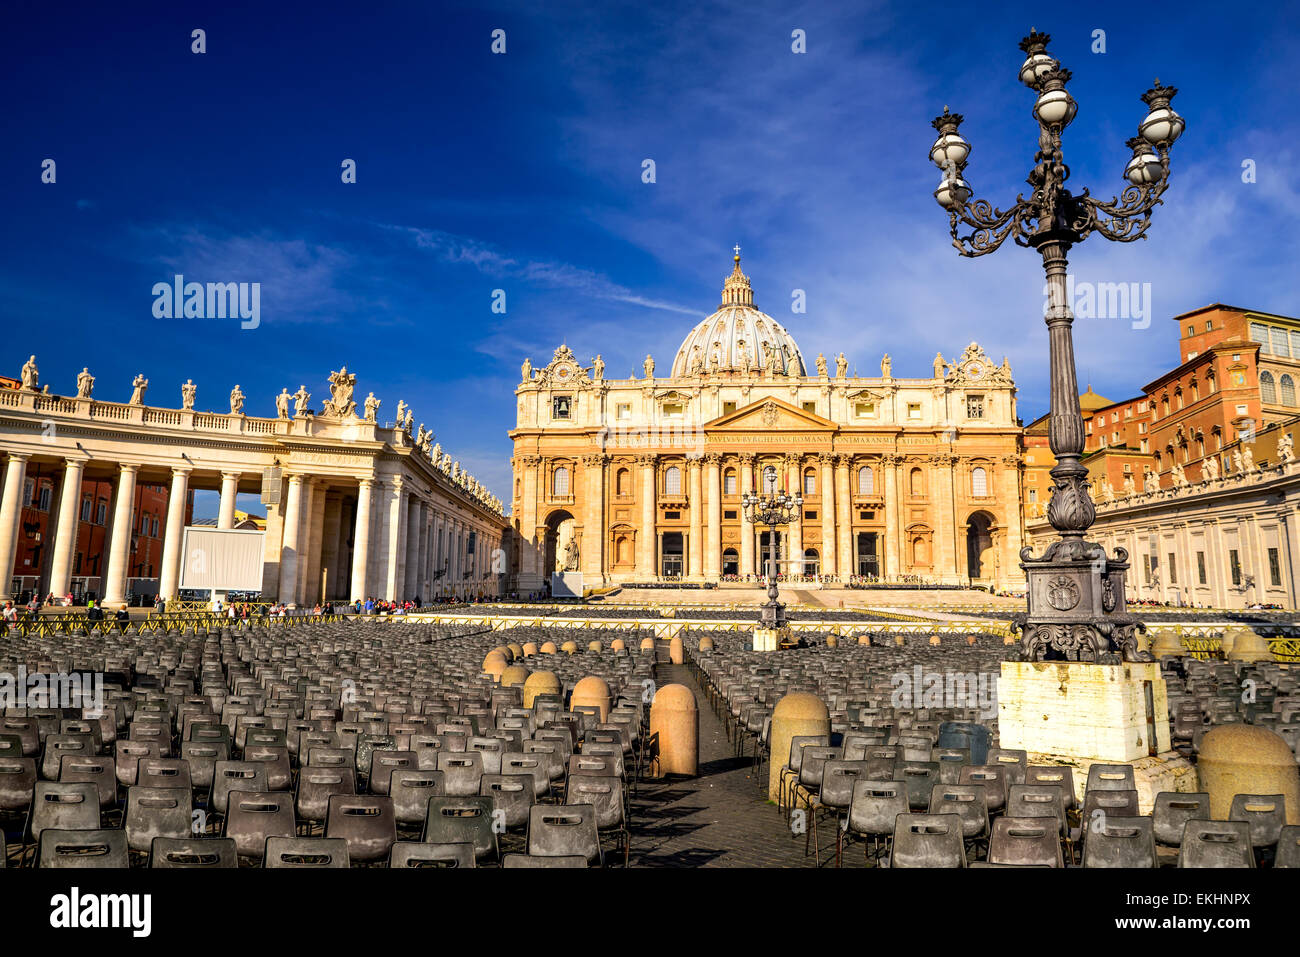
626,658 -> 871,868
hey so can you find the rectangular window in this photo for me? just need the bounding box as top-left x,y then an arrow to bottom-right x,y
1143,555 -> 1152,585
616,403 -> 631,421
802,401 -> 816,414
724,473 -> 737,495
803,473 -> 815,495
23,478 -> 34,506
96,502 -> 107,525
1291,331 -> 1300,359
967,394 -> 984,418
722,401 -> 736,415
723,510 -> 737,520
1230,549 -> 1242,586
81,498 -> 91,522
1269,547 -> 1281,586
664,510 -> 680,521
854,401 -> 875,418
1206,321 -> 1213,332
1028,488 -> 1038,503
38,485 -> 51,511
804,510 -> 817,520
907,403 -> 921,420
1250,322 -> 1269,351
152,517 -> 159,537
1167,553 -> 1177,585
551,396 -> 572,420
662,402 -> 683,418
1197,551 -> 1206,585
1272,327 -> 1290,357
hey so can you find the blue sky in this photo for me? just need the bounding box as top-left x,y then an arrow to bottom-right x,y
4,0 -> 1299,513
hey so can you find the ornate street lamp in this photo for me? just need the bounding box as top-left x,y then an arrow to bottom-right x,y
741,488 -> 803,630
931,29 -> 1184,663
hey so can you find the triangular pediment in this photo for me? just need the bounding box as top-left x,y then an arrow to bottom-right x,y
705,397 -> 837,431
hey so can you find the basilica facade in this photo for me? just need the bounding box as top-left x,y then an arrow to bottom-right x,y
509,254 -> 1026,592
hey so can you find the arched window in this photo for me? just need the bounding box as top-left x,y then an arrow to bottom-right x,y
1162,396 -> 1170,417
858,466 -> 874,495
552,466 -> 570,496
1260,370 -> 1277,404
1196,435 -> 1205,458
762,466 -> 778,494
803,469 -> 816,495
665,466 -> 682,496
909,467 -> 924,497
1283,374 -> 1297,406
971,466 -> 988,497
615,468 -> 630,496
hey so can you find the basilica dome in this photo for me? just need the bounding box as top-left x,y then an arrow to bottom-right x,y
670,252 -> 807,377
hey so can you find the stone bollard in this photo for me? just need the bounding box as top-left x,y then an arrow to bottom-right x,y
825,635 -> 837,648
490,645 -> 513,662
587,639 -> 603,653
1228,628 -> 1276,663
482,650 -> 508,683
1198,725 -> 1300,824
1150,630 -> 1185,659
540,641 -> 558,655
649,684 -> 698,777
611,638 -> 626,653
522,642 -> 538,657
500,664 -> 530,690
560,640 -> 579,655
570,675 -> 612,721
639,636 -> 655,654
523,670 -> 561,709
669,636 -> 684,664
507,643 -> 524,660
767,692 -> 830,803
698,636 -> 714,652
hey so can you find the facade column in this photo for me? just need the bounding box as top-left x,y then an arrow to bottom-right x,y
786,454 -> 803,574
637,454 -> 657,578
320,493 -> 342,601
883,454 -> 900,579
0,454 -> 29,601
687,453 -> 704,579
217,471 -> 240,529
157,467 -> 190,601
277,474 -> 305,606
704,452 -> 722,580
102,463 -> 139,609
417,502 -> 430,601
48,458 -> 87,600
835,455 -> 853,578
818,453 -> 835,578
350,478 -> 374,602
932,453 -> 956,584
581,454 -> 606,584
517,456 -> 542,591
739,453 -> 756,577
999,454 -> 1024,589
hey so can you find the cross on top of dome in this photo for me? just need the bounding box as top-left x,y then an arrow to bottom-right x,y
721,246 -> 753,307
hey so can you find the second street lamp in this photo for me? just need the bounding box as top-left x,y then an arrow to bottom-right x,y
741,488 -> 802,632
930,29 -> 1184,663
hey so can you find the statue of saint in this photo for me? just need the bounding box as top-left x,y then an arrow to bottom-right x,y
229,385 -> 245,415
364,392 -> 379,422
129,374 -> 149,406
521,357 -> 532,381
1122,474 -> 1136,497
420,428 -> 433,456
1279,432 -> 1295,464
275,388 -> 290,419
20,355 -> 38,391
934,352 -> 946,378
562,537 -> 580,572
293,385 -> 310,417
816,353 -> 828,377
881,354 -> 892,378
321,367 -> 357,418
592,354 -> 604,379
76,367 -> 94,399
395,399 -> 407,428
1242,445 -> 1255,471
1203,455 -> 1219,480
836,352 -> 847,378
1099,478 -> 1115,502
181,379 -> 196,410
739,344 -> 752,375
431,443 -> 441,465
1232,448 -> 1244,474
403,409 -> 413,432
643,354 -> 655,378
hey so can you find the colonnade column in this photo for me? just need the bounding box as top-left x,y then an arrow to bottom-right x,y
217,471 -> 240,529
47,457 -> 87,600
385,478 -> 407,601
350,478 -> 373,602
739,453 -> 755,577
404,496 -> 422,600
102,463 -> 139,609
157,467 -> 190,601
277,473 -> 305,606
637,454 -> 656,577
704,452 -> 722,580
0,454 -> 29,601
